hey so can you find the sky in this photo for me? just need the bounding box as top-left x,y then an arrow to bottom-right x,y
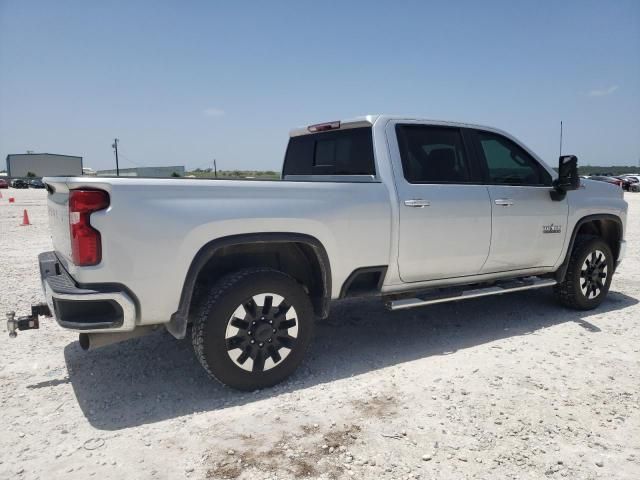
1,0 -> 639,171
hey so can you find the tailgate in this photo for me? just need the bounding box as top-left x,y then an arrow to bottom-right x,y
45,180 -> 73,265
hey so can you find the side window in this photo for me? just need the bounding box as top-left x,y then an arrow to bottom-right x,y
395,125 -> 473,184
476,131 -> 551,186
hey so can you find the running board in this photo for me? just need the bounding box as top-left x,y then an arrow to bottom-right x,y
386,276 -> 557,311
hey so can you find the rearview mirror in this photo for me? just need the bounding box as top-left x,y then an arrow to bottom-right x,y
551,155 -> 579,200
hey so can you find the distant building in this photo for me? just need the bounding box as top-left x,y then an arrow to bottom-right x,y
96,166 -> 186,177
6,153 -> 83,178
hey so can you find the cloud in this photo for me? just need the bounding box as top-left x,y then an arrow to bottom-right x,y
203,107 -> 225,117
588,85 -> 619,97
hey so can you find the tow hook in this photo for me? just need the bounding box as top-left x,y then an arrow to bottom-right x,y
6,303 -> 52,338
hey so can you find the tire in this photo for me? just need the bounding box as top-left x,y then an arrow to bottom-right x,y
192,268 -> 315,391
554,235 -> 614,310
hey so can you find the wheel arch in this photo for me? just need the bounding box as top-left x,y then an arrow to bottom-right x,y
555,214 -> 623,282
167,233 -> 332,339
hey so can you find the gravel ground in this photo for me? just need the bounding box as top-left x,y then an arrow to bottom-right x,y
1,188 -> 639,480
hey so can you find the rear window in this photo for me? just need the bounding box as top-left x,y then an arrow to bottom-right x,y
283,127 -> 375,176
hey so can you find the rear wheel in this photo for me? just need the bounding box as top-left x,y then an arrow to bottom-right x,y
554,236 -> 614,310
192,268 -> 314,391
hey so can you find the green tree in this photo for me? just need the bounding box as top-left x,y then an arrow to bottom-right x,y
26,171 -> 37,178
171,172 -> 181,177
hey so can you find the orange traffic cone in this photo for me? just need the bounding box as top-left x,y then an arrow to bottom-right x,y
20,209 -> 31,226
0,190 -> 3,198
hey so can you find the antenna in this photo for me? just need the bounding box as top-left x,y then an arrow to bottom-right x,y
559,121 -> 563,157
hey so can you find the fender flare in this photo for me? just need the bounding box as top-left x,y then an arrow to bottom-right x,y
167,232 -> 332,339
555,213 -> 623,282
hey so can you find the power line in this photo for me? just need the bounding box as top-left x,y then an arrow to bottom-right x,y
189,159 -> 217,170
116,145 -> 146,167
109,143 -> 222,173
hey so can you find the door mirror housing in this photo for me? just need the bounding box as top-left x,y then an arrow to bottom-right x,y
551,155 -> 579,200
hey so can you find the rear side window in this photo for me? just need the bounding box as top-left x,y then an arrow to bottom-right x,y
395,125 -> 473,183
283,127 -> 375,176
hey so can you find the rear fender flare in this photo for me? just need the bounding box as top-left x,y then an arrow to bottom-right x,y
167,233 -> 331,339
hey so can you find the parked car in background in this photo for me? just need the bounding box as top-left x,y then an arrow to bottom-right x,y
0,178 -> 8,189
29,179 -> 45,189
622,175 -> 640,192
613,176 -> 635,191
588,176 -> 623,188
621,174 -> 640,181
10,179 -> 29,189
624,176 -> 638,190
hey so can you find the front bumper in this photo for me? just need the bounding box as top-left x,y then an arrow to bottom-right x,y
39,251 -> 137,332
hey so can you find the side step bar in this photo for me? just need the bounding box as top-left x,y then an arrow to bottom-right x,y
386,276 -> 557,311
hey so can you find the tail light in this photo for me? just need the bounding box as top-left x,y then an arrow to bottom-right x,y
69,189 -> 110,266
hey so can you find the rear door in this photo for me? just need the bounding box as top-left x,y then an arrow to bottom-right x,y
388,122 -> 492,282
470,129 -> 569,272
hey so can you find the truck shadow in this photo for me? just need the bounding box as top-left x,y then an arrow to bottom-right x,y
63,288 -> 637,430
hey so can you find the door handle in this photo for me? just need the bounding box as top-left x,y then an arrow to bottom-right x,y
404,199 -> 430,208
494,198 -> 514,206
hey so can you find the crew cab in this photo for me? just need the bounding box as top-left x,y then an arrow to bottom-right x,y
9,115 -> 627,390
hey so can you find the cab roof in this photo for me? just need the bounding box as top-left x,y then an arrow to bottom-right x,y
289,114 -> 513,138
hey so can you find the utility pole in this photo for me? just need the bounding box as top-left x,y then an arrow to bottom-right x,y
213,159 -> 217,178
111,138 -> 120,176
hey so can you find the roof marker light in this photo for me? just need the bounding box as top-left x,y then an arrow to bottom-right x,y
307,121 -> 341,133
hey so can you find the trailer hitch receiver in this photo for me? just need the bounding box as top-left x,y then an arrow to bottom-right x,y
6,303 -> 51,338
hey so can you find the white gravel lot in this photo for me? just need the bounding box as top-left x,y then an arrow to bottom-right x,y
1,188 -> 639,480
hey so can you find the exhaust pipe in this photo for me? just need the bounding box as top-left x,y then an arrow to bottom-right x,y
79,326 -> 157,351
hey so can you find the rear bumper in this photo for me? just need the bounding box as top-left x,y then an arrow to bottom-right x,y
39,251 -> 137,332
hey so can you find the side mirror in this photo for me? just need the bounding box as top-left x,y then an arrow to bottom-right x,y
551,155 -> 579,200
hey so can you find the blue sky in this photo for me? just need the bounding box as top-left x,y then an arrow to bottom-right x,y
1,0 -> 638,171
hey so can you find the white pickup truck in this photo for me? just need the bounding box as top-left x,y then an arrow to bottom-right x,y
8,115 -> 627,390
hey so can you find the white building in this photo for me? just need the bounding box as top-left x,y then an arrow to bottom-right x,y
6,153 -> 83,178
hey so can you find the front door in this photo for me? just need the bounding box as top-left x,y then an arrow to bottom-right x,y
390,123 -> 492,282
471,130 -> 569,272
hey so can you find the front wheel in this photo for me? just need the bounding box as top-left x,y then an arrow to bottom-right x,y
554,236 -> 614,310
192,268 -> 314,391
